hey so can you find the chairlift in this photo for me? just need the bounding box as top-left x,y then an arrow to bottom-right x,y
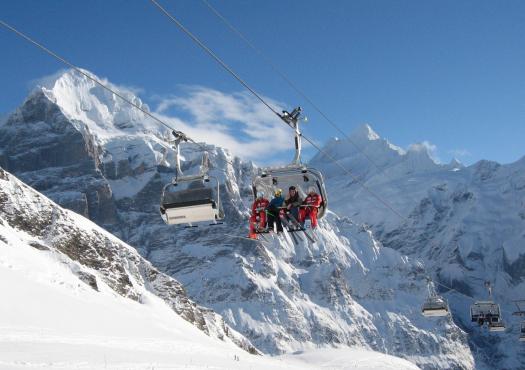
421,280 -> 449,317
251,107 -> 328,219
488,321 -> 506,332
470,282 -> 505,332
160,131 -> 224,226
512,300 -> 525,342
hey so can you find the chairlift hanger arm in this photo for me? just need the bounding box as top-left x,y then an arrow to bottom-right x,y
172,130 -> 189,144
278,106 -> 303,165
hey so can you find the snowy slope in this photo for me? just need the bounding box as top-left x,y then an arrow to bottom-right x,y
0,213 -> 420,370
0,167 -> 256,354
311,125 -> 525,370
0,69 -> 475,369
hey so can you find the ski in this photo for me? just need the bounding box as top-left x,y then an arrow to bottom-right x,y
224,234 -> 272,244
284,212 -> 316,243
279,213 -> 303,244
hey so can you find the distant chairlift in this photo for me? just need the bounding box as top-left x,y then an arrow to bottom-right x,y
160,131 -> 224,227
470,281 -> 505,332
421,279 -> 449,317
252,107 -> 328,221
512,300 -> 525,342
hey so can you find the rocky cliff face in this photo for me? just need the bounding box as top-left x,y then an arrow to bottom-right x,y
0,69 -> 476,369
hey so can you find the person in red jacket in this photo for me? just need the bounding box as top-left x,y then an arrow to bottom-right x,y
249,191 -> 270,238
299,186 -> 322,228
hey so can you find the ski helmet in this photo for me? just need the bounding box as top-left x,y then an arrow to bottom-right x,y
256,191 -> 265,199
274,188 -> 282,196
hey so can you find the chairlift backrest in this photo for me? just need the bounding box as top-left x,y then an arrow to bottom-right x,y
471,301 -> 501,316
163,187 -> 214,206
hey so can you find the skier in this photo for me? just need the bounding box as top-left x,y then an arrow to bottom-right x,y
266,188 -> 284,233
284,186 -> 303,225
249,191 -> 270,238
299,186 -> 322,228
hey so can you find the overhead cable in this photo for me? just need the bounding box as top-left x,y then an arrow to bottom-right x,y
148,0 -> 408,222
0,19 -> 236,169
200,0 -> 390,176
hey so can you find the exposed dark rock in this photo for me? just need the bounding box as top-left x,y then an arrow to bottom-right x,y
76,271 -> 99,291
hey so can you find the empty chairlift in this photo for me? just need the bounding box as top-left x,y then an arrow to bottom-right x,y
421,279 -> 449,317
512,300 -> 525,342
160,131 -> 224,226
470,281 -> 505,332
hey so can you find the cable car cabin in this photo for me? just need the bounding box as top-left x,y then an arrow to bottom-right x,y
470,301 -> 504,328
421,296 -> 449,317
520,322 -> 525,342
160,177 -> 223,226
252,165 -> 328,219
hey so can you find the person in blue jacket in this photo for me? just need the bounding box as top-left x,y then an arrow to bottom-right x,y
266,188 -> 284,232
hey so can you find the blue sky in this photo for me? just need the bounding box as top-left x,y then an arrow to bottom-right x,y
1,0 -> 524,165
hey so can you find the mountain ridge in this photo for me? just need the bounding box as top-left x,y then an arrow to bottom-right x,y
0,68 -> 483,369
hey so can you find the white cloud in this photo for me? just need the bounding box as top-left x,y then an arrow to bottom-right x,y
408,140 -> 440,162
448,148 -> 471,158
153,86 -> 294,161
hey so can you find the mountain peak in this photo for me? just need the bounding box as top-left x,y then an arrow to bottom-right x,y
33,68 -> 153,135
349,124 -> 380,142
36,68 -> 96,90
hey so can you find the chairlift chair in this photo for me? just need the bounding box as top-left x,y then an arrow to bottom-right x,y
160,131 -> 224,226
253,165 -> 328,218
470,282 -> 505,331
488,321 -> 506,332
421,280 -> 449,317
422,296 -> 449,317
160,176 -> 223,225
470,301 -> 503,324
512,300 -> 525,341
251,107 -> 328,220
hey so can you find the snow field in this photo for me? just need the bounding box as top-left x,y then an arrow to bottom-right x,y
0,224 -> 419,370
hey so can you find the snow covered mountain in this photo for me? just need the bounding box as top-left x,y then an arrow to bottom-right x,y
0,69 -> 476,369
0,166 -> 256,353
0,167 -> 424,370
311,125 -> 525,370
